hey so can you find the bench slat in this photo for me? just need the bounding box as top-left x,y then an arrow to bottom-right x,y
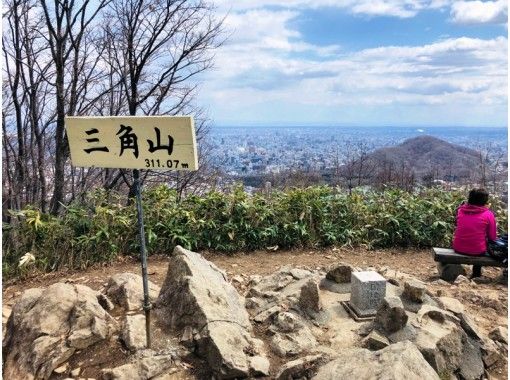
433,248 -> 505,267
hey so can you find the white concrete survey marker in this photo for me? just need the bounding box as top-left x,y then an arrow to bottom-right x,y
346,271 -> 387,319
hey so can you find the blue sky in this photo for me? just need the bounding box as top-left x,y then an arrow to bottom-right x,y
197,0 -> 508,127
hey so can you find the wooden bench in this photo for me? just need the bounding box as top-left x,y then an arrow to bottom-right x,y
432,247 -> 506,281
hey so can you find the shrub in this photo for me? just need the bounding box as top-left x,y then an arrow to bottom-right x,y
3,185 -> 507,278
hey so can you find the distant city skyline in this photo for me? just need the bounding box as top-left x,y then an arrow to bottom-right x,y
207,125 -> 507,177
197,0 -> 508,127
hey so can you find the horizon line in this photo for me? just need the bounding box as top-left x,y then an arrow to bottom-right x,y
211,124 -> 508,129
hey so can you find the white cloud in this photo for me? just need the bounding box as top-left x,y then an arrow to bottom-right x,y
450,0 -> 507,24
215,0 -> 450,19
197,4 -> 507,126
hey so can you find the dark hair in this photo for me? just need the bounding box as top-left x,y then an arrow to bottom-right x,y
468,188 -> 489,206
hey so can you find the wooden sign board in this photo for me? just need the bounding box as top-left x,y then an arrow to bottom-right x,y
65,116 -> 198,170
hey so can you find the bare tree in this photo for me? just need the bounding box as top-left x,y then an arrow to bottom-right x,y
39,0 -> 111,214
337,140 -> 375,194
3,0 -> 56,212
474,143 -> 508,195
3,0 -> 225,216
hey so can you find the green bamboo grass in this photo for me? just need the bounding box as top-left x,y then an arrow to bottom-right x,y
3,185 -> 507,278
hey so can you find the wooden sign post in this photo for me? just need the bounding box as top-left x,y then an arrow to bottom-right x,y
66,116 -> 198,348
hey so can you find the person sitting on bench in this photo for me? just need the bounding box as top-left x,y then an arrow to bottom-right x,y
452,188 -> 497,279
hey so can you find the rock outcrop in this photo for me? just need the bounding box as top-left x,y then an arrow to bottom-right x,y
3,283 -> 116,380
325,264 -> 352,284
155,246 -> 267,379
313,341 -> 440,380
121,314 -> 147,351
374,296 -> 408,333
102,352 -> 176,380
105,273 -> 160,311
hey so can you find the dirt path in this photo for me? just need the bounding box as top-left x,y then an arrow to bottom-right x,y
3,247 -> 508,379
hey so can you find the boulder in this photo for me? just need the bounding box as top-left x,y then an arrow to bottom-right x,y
120,314 -> 146,351
454,275 -> 470,285
362,330 -> 390,350
276,354 -> 327,380
387,324 -> 418,344
245,297 -> 265,310
274,311 -> 302,333
97,294 -> 115,311
437,297 -> 465,315
253,305 -> 280,323
155,246 -> 266,379
488,326 -> 508,344
401,293 -> 439,314
249,356 -> 270,376
356,322 -> 374,337
70,367 -> 81,377
299,279 -> 322,314
247,271 -> 295,297
246,267 -> 319,305
312,341 -> 440,380
416,305 -> 459,325
437,263 -> 466,282
3,283 -> 116,380
290,268 -> 314,280
102,353 -> 175,380
481,338 -> 506,368
326,264 -> 352,283
459,313 -> 484,341
403,279 -> 427,303
270,325 -> 317,357
413,318 -> 466,375
318,278 -> 350,294
374,297 -> 408,333
105,273 -> 160,311
458,336 -> 484,380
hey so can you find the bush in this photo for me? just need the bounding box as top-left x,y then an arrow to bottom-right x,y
3,185 -> 507,278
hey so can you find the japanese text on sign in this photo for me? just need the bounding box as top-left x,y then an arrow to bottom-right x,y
65,116 -> 198,170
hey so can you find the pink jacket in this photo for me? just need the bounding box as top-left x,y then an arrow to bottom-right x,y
452,204 -> 497,255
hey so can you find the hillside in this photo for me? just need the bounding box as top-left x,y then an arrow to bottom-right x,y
369,135 -> 480,181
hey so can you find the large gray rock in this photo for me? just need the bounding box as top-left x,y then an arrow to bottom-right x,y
274,311 -> 302,333
403,279 -> 427,303
416,305 -> 459,325
299,279 -> 322,314
362,330 -> 390,350
246,266 -> 320,305
488,326 -> 508,344
249,356 -> 270,377
102,353 -> 175,380
374,296 -> 408,333
276,354 -> 328,380
459,313 -> 484,341
253,305 -> 280,323
312,341 -> 440,380
155,246 -> 266,379
326,263 -> 352,283
270,325 -> 317,357
105,273 -> 160,311
413,318 -> 466,375
458,336 -> 484,380
3,283 -> 116,380
120,314 -> 146,351
437,297 -> 465,315
481,338 -> 506,368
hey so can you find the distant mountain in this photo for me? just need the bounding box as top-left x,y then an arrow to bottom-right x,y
368,135 -> 480,180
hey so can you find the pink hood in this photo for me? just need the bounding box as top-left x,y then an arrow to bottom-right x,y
452,204 -> 497,255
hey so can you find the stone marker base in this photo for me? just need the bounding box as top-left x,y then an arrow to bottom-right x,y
340,301 -> 376,322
